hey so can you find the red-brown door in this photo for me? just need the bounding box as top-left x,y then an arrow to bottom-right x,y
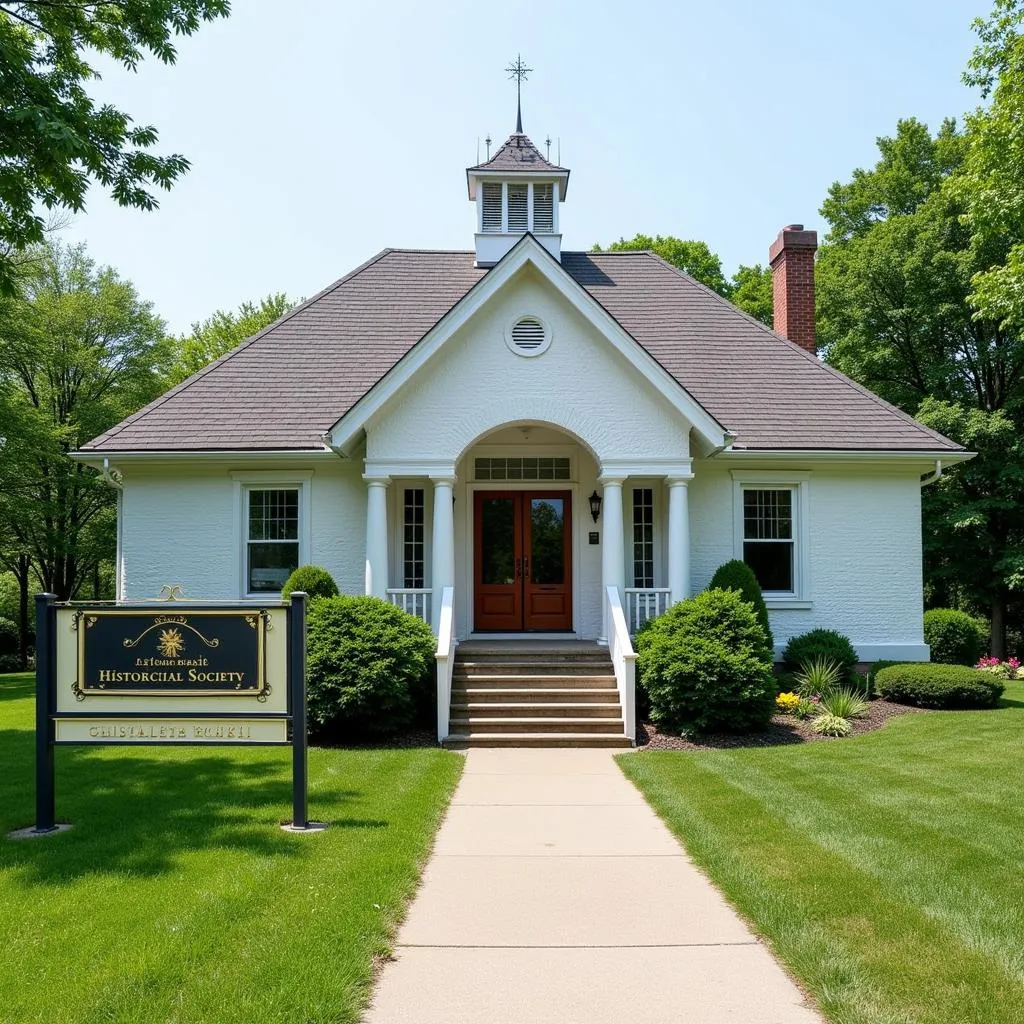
474,491 -> 572,632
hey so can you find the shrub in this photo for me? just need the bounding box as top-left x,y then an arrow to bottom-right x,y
708,559 -> 773,653
0,615 -> 18,660
923,608 -> 985,666
792,697 -> 819,720
874,663 -> 1004,710
783,629 -> 858,679
811,713 -> 852,737
305,595 -> 436,740
776,691 -> 800,714
818,687 -> 870,720
794,656 -> 843,697
282,565 -> 339,601
636,587 -> 775,735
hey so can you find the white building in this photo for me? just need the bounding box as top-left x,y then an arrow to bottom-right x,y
76,123 -> 969,746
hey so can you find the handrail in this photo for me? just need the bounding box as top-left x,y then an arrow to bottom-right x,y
605,585 -> 637,745
435,586 -> 456,743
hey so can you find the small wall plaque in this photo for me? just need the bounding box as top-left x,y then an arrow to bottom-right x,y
589,531 -> 599,545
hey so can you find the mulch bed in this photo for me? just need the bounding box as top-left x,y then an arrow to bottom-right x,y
636,698 -> 928,751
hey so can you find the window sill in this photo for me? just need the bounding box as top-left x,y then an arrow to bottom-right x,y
764,598 -> 812,610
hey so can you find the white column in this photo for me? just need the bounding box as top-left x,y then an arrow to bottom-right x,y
431,475 -> 456,631
667,477 -> 691,605
599,475 -> 626,642
363,477 -> 389,598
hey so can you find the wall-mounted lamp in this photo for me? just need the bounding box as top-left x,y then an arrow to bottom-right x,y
588,490 -> 602,523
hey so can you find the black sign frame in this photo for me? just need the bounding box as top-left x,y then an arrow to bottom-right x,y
30,592 -> 318,835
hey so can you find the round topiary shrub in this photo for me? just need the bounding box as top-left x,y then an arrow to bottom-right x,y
636,587 -> 775,735
923,609 -> 985,666
282,565 -> 339,601
782,629 -> 858,679
708,559 -> 773,653
874,663 -> 1004,709
305,595 -> 436,740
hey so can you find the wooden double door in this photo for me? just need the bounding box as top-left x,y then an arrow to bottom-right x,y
473,490 -> 573,632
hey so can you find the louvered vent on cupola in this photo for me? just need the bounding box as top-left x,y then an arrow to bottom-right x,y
533,184 -> 554,232
482,182 -> 502,231
508,184 -> 528,231
511,316 -> 546,352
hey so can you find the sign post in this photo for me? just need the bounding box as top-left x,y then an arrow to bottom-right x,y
20,590 -> 324,837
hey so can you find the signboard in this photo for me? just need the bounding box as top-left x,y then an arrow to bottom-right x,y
28,592 -> 320,836
72,609 -> 269,698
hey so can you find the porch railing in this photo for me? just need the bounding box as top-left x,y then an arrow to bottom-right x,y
624,587 -> 672,634
435,586 -> 456,743
386,588 -> 431,623
606,585 -> 636,746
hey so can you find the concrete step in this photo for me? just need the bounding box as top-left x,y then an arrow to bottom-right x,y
450,702 -> 623,718
443,733 -> 633,749
451,673 -> 617,688
455,663 -> 614,677
448,716 -> 625,735
450,687 -> 620,703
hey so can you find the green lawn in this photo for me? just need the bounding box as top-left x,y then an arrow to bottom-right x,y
619,682 -> 1024,1024
0,673 -> 462,1024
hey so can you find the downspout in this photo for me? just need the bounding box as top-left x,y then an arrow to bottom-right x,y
99,459 -> 125,601
920,460 -> 943,487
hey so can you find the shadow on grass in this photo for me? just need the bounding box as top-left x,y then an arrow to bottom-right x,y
0,676 -> 33,702
1,734 -> 386,887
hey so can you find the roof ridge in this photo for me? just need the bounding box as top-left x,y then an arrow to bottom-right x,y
83,249 -> 398,450
629,251 -> 963,451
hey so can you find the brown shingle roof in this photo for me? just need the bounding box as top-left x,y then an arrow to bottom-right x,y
81,249 -> 962,454
467,133 -> 567,174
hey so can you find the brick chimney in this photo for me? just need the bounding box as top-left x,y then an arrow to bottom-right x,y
769,224 -> 817,354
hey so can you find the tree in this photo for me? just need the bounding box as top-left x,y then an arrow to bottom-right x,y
916,399 -> 1024,656
593,234 -> 774,323
729,264 -> 773,326
815,116 -> 1024,653
167,293 -> 293,385
0,1 -> 230,296
0,241 -> 169,601
956,0 -> 1024,331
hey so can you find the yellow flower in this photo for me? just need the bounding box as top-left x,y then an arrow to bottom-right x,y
776,691 -> 800,713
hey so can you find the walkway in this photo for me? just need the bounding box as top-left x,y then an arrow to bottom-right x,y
364,749 -> 822,1024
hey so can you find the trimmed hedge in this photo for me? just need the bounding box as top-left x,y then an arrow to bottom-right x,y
874,663 -> 1004,710
708,559 -> 773,653
306,595 -> 435,740
782,628 -> 858,679
923,608 -> 986,666
636,587 -> 775,735
282,565 -> 339,601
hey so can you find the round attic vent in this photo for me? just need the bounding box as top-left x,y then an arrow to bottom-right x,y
506,315 -> 551,357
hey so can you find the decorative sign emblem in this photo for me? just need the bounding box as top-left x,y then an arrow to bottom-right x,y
72,609 -> 270,700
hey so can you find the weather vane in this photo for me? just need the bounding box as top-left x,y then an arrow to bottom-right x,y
506,54 -> 532,133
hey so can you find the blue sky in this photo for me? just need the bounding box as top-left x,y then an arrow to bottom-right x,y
64,0 -> 987,334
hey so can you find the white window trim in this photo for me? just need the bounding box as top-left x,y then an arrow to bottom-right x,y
628,481 -> 662,589
731,470 -> 811,607
231,470 -> 313,599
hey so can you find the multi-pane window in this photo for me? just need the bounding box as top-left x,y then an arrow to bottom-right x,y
474,457 -> 571,481
632,488 -> 654,588
403,488 -> 425,589
507,184 -> 529,231
742,489 -> 794,592
247,489 -> 299,593
533,184 -> 554,231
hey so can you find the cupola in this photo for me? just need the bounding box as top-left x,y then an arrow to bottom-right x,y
468,58 -> 569,267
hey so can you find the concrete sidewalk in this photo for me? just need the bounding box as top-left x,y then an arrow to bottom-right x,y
363,749 -> 822,1024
